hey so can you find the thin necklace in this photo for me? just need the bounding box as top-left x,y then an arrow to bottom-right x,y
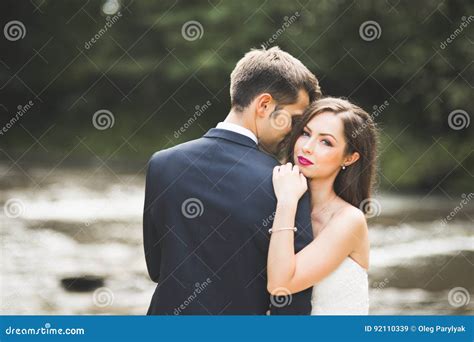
311,193 -> 338,217
311,193 -> 339,235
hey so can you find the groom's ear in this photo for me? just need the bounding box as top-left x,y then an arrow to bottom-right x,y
255,93 -> 274,118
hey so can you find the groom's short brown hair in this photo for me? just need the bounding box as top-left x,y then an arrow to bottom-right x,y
230,46 -> 321,112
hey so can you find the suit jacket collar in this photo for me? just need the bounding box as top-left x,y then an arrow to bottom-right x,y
203,128 -> 258,150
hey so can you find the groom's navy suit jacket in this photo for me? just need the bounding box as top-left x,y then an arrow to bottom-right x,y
143,128 -> 313,315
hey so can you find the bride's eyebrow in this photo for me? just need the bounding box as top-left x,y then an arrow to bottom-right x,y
319,133 -> 337,142
305,126 -> 338,142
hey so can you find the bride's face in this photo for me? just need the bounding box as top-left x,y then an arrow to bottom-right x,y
293,111 -> 350,179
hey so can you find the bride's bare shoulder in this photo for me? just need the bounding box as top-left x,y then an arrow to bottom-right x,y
337,202 -> 368,234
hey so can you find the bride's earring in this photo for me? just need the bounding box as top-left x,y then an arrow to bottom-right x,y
341,165 -> 346,170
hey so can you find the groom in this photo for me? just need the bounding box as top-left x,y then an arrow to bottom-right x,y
143,47 -> 321,315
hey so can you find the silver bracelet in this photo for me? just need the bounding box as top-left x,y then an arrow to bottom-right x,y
268,227 -> 297,234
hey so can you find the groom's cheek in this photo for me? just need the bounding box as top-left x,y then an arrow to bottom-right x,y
279,131 -> 289,145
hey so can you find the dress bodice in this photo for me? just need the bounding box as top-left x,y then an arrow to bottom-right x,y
311,257 -> 369,315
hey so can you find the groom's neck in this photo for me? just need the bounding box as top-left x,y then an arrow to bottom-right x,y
223,109 -> 258,136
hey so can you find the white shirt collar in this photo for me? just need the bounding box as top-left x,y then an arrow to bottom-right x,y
216,122 -> 258,144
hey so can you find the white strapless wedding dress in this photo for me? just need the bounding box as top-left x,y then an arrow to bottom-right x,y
311,257 -> 369,315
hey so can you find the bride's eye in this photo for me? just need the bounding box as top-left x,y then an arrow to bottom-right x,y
302,130 -> 310,137
321,139 -> 332,147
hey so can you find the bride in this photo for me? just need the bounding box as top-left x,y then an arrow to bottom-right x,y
267,97 -> 378,315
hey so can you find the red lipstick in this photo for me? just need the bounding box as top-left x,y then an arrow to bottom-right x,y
297,156 -> 314,166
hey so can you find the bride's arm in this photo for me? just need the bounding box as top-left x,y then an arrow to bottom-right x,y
267,163 -> 367,295
266,162 -> 306,294
267,206 -> 366,295
266,199 -> 299,292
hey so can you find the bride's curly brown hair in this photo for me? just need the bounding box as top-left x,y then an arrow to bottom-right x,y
278,97 -> 379,212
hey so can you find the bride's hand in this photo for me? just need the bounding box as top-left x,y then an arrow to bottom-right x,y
272,163 -> 308,204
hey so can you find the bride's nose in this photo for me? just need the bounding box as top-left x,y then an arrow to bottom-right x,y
302,140 -> 314,154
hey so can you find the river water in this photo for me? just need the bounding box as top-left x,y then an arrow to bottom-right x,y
1,164 -> 472,315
